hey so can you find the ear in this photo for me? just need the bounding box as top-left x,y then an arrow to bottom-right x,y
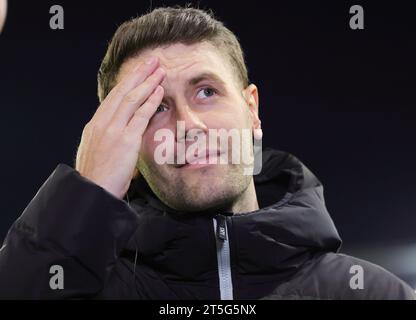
242,84 -> 262,139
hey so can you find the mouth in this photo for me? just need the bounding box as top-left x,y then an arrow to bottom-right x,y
175,150 -> 225,169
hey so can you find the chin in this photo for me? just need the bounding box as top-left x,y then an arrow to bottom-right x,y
183,182 -> 238,212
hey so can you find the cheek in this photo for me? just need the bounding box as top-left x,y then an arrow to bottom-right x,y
213,104 -> 250,130
140,130 -> 158,160
141,127 -> 175,164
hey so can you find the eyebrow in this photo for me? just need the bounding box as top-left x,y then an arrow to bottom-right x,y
187,72 -> 227,87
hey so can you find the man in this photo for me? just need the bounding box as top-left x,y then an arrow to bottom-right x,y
0,6 -> 414,299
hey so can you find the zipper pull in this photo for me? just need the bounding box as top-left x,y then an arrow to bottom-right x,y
216,215 -> 227,241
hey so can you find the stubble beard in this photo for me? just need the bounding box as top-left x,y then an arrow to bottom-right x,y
138,156 -> 252,213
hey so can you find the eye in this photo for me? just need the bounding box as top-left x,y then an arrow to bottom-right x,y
196,87 -> 217,99
155,104 -> 168,114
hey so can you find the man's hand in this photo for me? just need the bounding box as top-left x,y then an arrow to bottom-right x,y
75,57 -> 165,199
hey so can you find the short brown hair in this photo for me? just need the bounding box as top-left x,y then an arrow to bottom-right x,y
97,5 -> 249,102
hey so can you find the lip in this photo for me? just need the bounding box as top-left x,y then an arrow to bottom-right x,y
175,150 -> 224,169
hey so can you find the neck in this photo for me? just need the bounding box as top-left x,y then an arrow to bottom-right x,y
229,179 -> 259,214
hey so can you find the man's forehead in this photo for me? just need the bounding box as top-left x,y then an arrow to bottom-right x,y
117,42 -> 232,84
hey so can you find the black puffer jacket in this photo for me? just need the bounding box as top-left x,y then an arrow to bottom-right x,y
0,148 -> 414,299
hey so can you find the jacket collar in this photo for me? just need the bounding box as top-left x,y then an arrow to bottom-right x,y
125,148 -> 342,281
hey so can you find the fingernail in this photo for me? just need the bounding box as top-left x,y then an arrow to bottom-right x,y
146,57 -> 157,65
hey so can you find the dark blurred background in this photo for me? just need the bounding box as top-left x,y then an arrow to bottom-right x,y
1,1 -> 415,287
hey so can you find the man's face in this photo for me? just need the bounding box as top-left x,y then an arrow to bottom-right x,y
117,42 -> 259,212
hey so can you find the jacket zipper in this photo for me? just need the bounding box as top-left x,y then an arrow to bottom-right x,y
213,215 -> 234,300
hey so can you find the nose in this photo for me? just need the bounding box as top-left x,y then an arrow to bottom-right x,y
174,102 -> 208,142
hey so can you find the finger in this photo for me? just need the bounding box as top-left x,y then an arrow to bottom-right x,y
93,57 -> 160,124
125,85 -> 164,138
110,67 -> 166,128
